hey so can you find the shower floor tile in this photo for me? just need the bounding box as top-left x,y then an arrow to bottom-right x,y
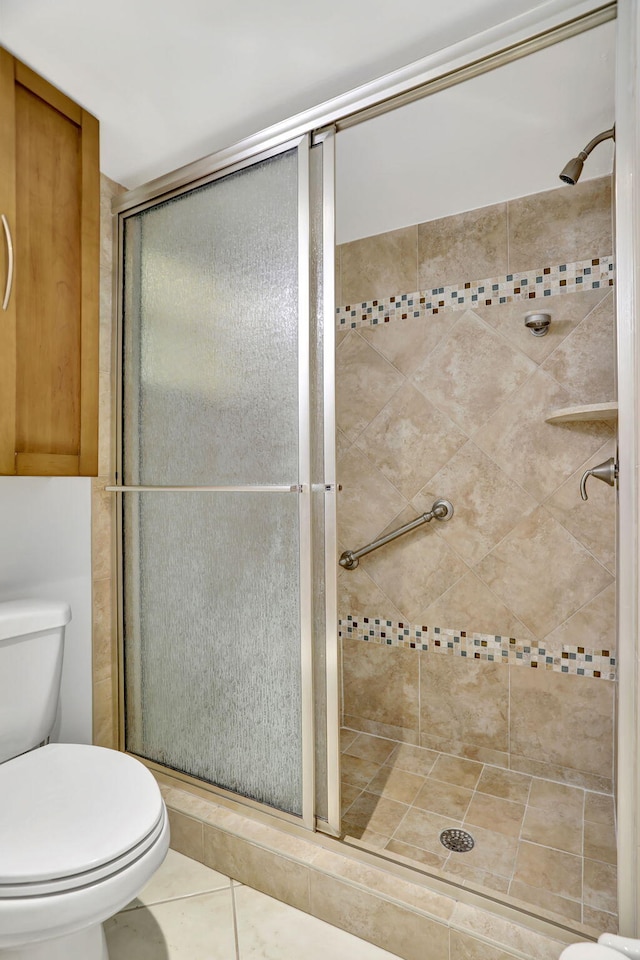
106,849 -> 404,960
340,728 -> 618,933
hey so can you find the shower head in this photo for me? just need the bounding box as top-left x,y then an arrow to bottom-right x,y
559,154 -> 586,185
559,127 -> 614,185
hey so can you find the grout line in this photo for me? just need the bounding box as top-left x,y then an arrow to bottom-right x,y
580,786 -> 587,926
508,770 -> 534,895
230,878 -> 241,960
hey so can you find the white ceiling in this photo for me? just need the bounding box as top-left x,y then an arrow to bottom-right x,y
0,0 -> 590,188
0,1 -> 616,244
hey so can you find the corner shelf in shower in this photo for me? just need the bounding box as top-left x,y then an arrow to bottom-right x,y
545,402 -> 618,424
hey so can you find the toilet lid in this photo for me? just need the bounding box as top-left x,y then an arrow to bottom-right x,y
0,743 -> 164,884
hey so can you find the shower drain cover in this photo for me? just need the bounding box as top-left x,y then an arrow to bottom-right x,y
439,828 -> 475,853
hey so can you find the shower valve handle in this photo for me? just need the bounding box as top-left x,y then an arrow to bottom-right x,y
580,457 -> 618,501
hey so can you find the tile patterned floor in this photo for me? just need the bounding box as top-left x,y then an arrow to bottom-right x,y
106,849 -> 404,960
341,728 -> 617,932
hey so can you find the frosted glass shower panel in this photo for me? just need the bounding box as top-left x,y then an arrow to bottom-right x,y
124,491 -> 303,814
122,149 -> 299,486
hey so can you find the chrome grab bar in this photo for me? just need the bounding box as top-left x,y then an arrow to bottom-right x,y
1,214 -> 14,311
339,498 -> 454,570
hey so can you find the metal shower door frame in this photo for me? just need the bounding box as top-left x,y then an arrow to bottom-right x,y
112,131 -> 340,834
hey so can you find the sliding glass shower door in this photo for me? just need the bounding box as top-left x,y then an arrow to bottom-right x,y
117,134 -> 337,829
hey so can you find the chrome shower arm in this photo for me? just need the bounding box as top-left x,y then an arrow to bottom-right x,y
580,126 -> 615,159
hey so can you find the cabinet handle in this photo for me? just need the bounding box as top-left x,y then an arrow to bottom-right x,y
1,214 -> 14,311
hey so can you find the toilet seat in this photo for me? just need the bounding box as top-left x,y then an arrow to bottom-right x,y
0,742 -> 164,897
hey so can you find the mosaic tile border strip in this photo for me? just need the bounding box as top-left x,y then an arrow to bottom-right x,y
336,256 -> 615,330
339,616 -> 616,680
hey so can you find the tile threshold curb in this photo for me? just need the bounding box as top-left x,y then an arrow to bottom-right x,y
156,773 -> 598,960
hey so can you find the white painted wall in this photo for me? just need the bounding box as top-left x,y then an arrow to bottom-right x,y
0,478 -> 92,744
336,21 -> 615,243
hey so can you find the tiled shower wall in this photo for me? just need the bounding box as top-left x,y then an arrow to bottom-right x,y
336,176 -> 616,792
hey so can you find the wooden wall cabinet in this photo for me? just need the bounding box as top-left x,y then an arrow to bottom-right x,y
0,48 -> 100,476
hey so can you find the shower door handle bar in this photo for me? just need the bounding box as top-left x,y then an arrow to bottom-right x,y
105,484 -> 302,493
339,498 -> 454,570
1,214 -> 14,311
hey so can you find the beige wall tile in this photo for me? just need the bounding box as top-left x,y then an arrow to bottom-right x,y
545,441 -> 617,576
338,563 -> 403,623
583,858 -> 617,914
340,226 -> 418,305
344,732 -> 396,764
92,576 -> 113,684
343,639 -> 419,734
542,292 -> 616,404
93,675 -> 116,748
336,331 -> 404,442
411,310 -> 536,435
544,583 -> 616,656
509,753 -> 612,794
473,367 -> 612,504
419,653 -> 508,753
474,289 -> 609,364
202,826 -> 310,911
417,203 -> 508,289
476,507 -> 613,639
91,477 -> 114,581
417,571 -> 535,642
413,441 -> 537,566
98,370 -> 113,477
308,872 -> 449,960
418,732 -> 508,769
343,714 -> 420,745
355,383 -> 467,499
167,809 -> 205,863
337,446 -> 406,548
363,506 -> 468,622
359,312 -> 453,377
510,669 -> 614,780
508,176 -> 612,272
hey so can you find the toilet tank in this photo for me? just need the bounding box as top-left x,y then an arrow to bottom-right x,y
0,600 -> 72,764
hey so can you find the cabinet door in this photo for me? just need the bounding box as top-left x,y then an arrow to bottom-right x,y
0,50 -> 100,476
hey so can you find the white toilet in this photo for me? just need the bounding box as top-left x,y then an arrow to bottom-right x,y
0,599 -> 170,960
561,935 -> 640,960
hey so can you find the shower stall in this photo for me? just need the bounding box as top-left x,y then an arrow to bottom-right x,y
105,0 -> 640,941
